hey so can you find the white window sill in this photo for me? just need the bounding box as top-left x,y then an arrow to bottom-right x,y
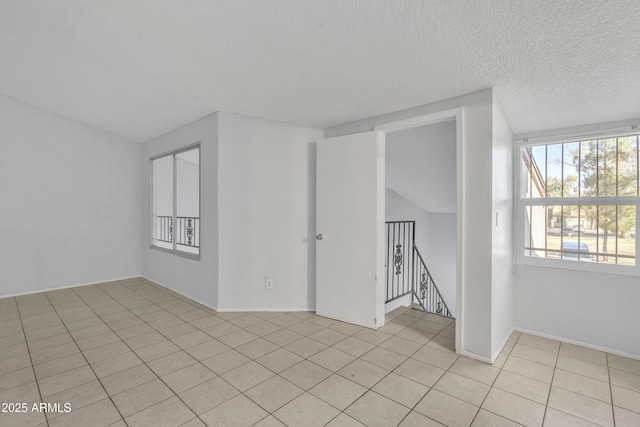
516,256 -> 638,277
149,245 -> 201,261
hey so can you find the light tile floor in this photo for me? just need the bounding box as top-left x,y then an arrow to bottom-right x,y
0,278 -> 639,426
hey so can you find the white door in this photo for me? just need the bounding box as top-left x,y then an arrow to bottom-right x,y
316,131 -> 385,329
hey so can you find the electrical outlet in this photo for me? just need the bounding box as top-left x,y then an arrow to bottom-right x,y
265,278 -> 274,290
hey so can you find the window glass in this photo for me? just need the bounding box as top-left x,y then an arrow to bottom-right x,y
618,136 -> 638,196
522,203 -> 636,265
563,142 -> 579,197
546,143 -> 562,197
520,134 -> 638,267
597,139 -> 617,197
176,148 -> 200,255
152,155 -> 173,250
151,146 -> 200,257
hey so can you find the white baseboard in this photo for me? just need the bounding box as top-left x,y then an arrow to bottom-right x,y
459,327 -> 515,365
491,327 -> 515,363
215,307 -> 315,313
140,275 -> 219,312
515,327 -> 640,361
462,350 -> 493,364
0,275 -> 141,299
142,276 -> 315,313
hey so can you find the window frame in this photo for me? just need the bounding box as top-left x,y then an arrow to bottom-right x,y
515,129 -> 640,276
149,143 -> 201,260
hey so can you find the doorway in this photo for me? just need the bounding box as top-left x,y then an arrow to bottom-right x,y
376,109 -> 464,354
314,109 -> 464,355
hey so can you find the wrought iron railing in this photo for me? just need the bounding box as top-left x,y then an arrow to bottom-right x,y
385,221 -> 415,302
385,220 -> 452,318
156,216 -> 200,248
413,246 -> 451,316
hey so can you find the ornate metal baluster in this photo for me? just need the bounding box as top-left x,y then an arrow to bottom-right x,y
187,218 -> 193,246
384,220 -> 453,317
394,244 -> 403,274
169,218 -> 173,242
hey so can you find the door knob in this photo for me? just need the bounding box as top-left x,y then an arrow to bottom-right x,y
316,234 -> 323,240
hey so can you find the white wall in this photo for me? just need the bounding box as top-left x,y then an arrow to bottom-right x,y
514,119 -> 640,358
325,89 -> 496,360
141,114 -> 219,308
386,120 -> 457,213
491,98 -> 514,359
515,267 -> 640,357
385,189 -> 430,251
0,94 -> 141,296
426,213 -> 457,317
217,112 -> 323,311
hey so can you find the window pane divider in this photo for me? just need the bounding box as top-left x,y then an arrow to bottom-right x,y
517,132 -> 639,270
172,152 -> 177,252
521,196 -> 640,206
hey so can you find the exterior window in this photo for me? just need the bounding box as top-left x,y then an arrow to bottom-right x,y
151,146 -> 200,257
519,134 -> 639,268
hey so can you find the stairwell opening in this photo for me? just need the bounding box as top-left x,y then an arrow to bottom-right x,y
383,119 -> 458,329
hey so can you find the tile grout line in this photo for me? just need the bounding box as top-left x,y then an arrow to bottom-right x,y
114,280 -> 249,426
537,333 -> 559,427
394,320 -> 458,427
497,334 -> 615,425
9,292 -> 506,426
217,316 -> 348,423
68,284 -> 164,411
192,312 -> 319,424
13,296 -> 49,427
68,281 -> 213,427
11,282 -> 630,427
466,333 -> 519,427
200,307 -> 435,425
44,288 -> 131,427
607,353 -> 616,427
101,279 -> 318,425
114,280 -> 302,424
552,343 -> 617,426
318,314 -> 455,426
480,333 -> 553,425
275,334 -> 397,425
229,318 -> 368,423
127,281 -> 330,425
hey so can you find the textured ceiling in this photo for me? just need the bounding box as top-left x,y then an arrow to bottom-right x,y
1,1 -> 639,142
386,120 -> 456,213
